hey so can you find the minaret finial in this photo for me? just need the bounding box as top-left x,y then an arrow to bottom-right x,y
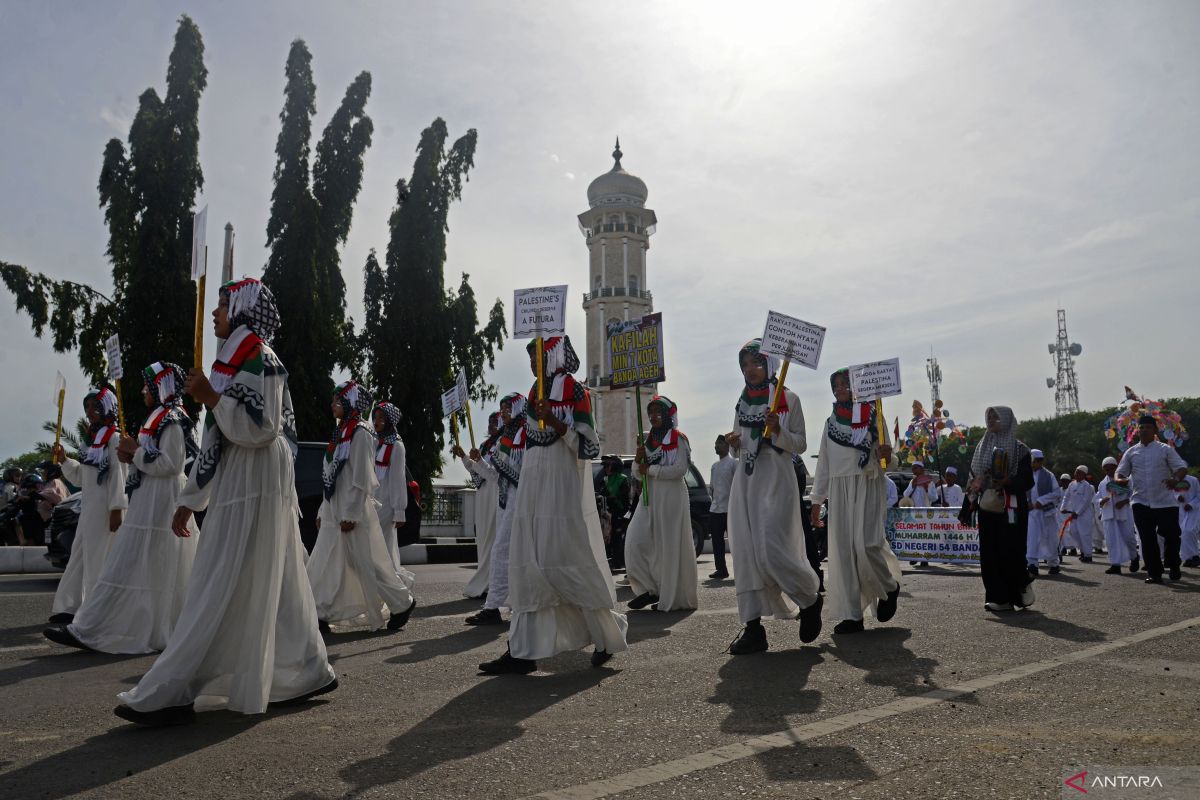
612,136 -> 623,170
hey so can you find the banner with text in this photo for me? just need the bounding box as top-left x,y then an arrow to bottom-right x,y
885,506 -> 979,565
104,334 -> 123,381
513,285 -> 568,339
440,385 -> 463,417
607,312 -> 665,389
849,358 -> 902,402
761,310 -> 826,369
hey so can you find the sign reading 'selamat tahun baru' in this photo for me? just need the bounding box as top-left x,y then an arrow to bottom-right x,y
607,313 -> 665,389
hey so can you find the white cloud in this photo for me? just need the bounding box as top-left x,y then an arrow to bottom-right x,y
99,105 -> 130,134
563,172 -> 575,181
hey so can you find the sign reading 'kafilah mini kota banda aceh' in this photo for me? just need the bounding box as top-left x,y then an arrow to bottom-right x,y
607,312 -> 665,389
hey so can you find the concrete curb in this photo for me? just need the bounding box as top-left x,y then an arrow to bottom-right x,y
0,547 -> 62,574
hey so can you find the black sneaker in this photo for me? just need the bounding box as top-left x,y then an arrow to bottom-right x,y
799,595 -> 824,643
1104,565 -> 1121,575
708,570 -> 730,580
387,598 -> 417,631
47,612 -> 74,624
728,623 -> 768,655
1169,567 -> 1182,581
318,620 -> 332,636
113,703 -> 196,727
479,650 -> 536,675
43,625 -> 91,651
465,608 -> 504,626
1028,564 -> 1039,577
833,618 -> 865,634
628,592 -> 659,610
1080,556 -> 1093,563
1130,557 -> 1140,572
1184,557 -> 1200,568
270,677 -> 339,708
1048,566 -> 1061,575
876,587 -> 899,623
1146,575 -> 1164,584
590,649 -> 613,668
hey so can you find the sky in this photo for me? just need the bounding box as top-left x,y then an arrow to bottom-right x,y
2,0 -> 1198,480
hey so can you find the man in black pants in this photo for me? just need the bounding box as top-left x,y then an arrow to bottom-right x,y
707,437 -> 736,580
1116,415 -> 1189,583
793,454 -> 825,592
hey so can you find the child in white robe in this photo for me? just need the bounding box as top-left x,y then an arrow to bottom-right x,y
1096,456 -> 1139,574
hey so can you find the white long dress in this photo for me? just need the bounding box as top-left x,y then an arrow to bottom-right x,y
69,423 -> 199,653
507,389 -> 628,661
1095,475 -> 1138,565
1060,480 -> 1097,557
810,415 -> 902,623
373,437 -> 414,579
624,431 -> 699,612
307,425 -> 415,630
463,453 -> 499,599
118,335 -> 335,714
51,437 -> 127,616
728,389 -> 822,623
1176,475 -> 1200,561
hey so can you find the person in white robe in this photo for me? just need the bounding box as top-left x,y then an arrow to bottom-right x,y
1055,474 -> 1075,556
115,278 -> 336,727
457,410 -> 501,599
934,467 -> 965,508
1026,451 -> 1063,575
1096,456 -> 1139,574
1060,466 -> 1097,562
903,462 -> 934,507
371,401 -> 415,579
624,395 -> 699,612
48,386 -> 127,623
810,368 -> 901,635
724,339 -> 823,655
46,363 -> 198,653
1175,473 -> 1200,566
307,381 -> 417,632
464,395 -> 526,626
479,337 -> 628,674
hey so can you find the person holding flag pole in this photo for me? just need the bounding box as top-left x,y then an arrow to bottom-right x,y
52,372 -> 66,464
454,409 -> 502,600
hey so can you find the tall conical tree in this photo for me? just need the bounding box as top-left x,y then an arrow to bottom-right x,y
367,120 -> 505,488
2,15 -> 206,424
261,39 -> 373,439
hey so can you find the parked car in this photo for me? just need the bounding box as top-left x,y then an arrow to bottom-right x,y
590,455 -> 712,556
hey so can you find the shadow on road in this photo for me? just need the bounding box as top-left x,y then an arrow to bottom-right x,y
383,625 -> 506,666
409,597 -> 483,618
0,649 -> 141,688
625,607 -> 695,646
984,609 -> 1107,642
0,704 -> 318,800
294,667 -> 612,798
824,627 -> 942,696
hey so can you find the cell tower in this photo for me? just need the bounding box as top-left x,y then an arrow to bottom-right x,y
1045,309 -> 1082,416
926,355 -> 943,410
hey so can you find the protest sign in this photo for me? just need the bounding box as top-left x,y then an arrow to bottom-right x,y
607,313 -> 665,389
512,285 -> 567,339
849,358 -> 902,402
760,310 -> 826,369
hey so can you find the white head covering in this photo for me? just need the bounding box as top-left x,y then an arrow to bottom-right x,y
1059,473 -> 1071,481
945,466 -> 958,476
1030,449 -> 1044,460
1075,464 -> 1088,474
912,460 -> 925,469
1102,456 -> 1118,467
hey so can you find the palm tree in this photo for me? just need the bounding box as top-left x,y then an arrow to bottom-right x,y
35,416 -> 89,460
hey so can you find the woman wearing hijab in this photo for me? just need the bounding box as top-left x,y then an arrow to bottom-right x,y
624,395 -> 699,612
465,394 -> 526,626
115,278 -> 336,726
307,381 -> 418,633
966,406 -> 1036,612
372,400 -> 413,575
455,410 -> 502,600
809,369 -> 901,634
48,386 -> 128,623
479,336 -> 628,673
725,339 -> 823,655
46,363 -> 200,653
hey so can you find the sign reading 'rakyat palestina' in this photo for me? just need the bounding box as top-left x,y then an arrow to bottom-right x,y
848,357 -> 902,402
760,310 -> 826,369
607,313 -> 665,389
512,285 -> 567,339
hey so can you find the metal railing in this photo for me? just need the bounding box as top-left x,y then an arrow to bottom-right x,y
579,222 -> 656,238
426,486 -> 464,525
582,287 -> 653,302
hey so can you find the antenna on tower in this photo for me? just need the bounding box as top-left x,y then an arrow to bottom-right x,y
1046,308 -> 1082,416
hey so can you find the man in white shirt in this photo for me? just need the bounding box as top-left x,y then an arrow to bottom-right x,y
1060,466 -> 1097,562
935,466 -> 965,508
1173,473 -> 1200,567
708,435 -> 737,580
903,461 -> 934,507
1116,414 -> 1189,583
1027,450 -> 1063,575
1096,456 -> 1139,574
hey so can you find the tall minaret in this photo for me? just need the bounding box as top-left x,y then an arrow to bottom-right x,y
579,138 -> 657,454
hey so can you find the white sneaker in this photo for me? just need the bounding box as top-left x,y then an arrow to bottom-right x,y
1018,584 -> 1035,608
984,602 -> 1015,612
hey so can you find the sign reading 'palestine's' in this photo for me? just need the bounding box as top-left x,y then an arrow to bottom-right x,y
607,313 -> 665,389
512,285 -> 567,339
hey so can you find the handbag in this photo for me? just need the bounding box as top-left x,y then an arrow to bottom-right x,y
978,487 -> 1005,513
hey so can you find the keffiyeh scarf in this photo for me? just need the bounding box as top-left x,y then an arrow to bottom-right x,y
81,387 -> 119,483
324,380 -> 373,500
735,339 -> 790,475
374,401 -> 403,482
645,395 -> 687,467
524,336 -> 599,460
493,393 -> 527,509
127,362 -> 197,494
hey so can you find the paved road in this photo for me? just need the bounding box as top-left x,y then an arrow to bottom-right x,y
0,556 -> 1197,799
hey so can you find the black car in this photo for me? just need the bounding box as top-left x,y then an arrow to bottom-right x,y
591,456 -> 712,555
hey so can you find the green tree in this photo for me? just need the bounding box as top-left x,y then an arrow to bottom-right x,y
365,120 -> 505,488
1,16 -> 206,426
261,40 -> 373,439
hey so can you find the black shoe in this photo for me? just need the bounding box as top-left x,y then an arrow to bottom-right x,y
1104,566 -> 1121,575
1184,557 -> 1200,568
708,570 -> 729,580
113,703 -> 196,727
920,562 -> 929,567
317,620 -> 332,636
799,594 -> 824,643
728,623 -> 768,655
47,612 -> 74,624
628,592 -> 659,610
1146,575 -> 1163,584
1169,567 -> 1182,581
909,560 -> 919,566
590,649 -> 613,668
876,587 -> 899,623
1028,564 -> 1039,577
1068,548 -> 1078,556
43,625 -> 91,651
479,650 -> 536,675
1080,556 -> 1093,563
1048,566 -> 1061,575
388,598 -> 418,631
1130,558 -> 1140,573
833,618 -> 865,634
270,677 -> 339,708
465,608 -> 504,626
